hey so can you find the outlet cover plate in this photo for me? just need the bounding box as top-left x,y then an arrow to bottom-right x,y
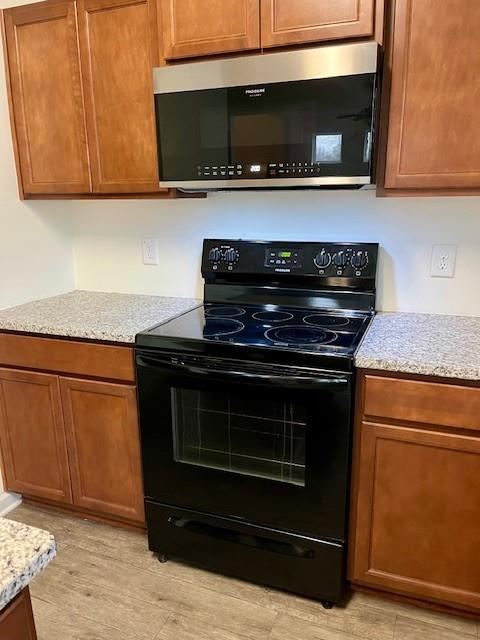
142,238 -> 159,265
430,244 -> 456,278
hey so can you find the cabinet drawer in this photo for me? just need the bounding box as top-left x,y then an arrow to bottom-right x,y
364,375 -> 480,431
0,333 -> 134,382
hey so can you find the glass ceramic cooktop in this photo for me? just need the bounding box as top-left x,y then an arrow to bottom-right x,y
144,304 -> 372,354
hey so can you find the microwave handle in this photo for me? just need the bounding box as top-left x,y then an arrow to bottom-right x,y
137,355 -> 348,390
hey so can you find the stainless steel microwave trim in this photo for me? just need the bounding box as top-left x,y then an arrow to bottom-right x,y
159,176 -> 371,189
153,42 -> 378,94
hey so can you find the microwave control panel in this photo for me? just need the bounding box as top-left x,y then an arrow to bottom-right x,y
202,240 -> 378,282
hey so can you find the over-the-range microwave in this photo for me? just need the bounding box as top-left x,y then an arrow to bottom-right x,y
153,42 -> 378,191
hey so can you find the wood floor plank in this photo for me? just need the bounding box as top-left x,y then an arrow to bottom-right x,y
30,567 -> 170,640
349,591 -> 478,637
46,544 -> 276,640
156,613 -> 254,640
394,615 -> 478,640
263,588 -> 396,640
270,612 -> 366,640
32,596 -> 135,640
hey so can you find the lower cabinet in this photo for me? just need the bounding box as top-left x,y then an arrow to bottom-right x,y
0,588 -> 37,640
60,378 -> 144,522
349,373 -> 480,612
0,347 -> 144,526
0,369 -> 71,504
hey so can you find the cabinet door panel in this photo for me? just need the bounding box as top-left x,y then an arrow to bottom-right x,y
60,378 -> 144,523
77,0 -> 160,193
350,421 -> 480,610
261,0 -> 375,48
3,2 -> 91,195
0,369 -> 71,503
161,0 -> 260,59
384,0 -> 480,189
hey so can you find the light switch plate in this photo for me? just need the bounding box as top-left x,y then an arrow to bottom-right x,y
430,244 -> 456,278
142,238 -> 159,265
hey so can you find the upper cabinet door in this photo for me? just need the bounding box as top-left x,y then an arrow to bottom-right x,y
3,2 -> 91,195
161,0 -> 260,60
260,0 -> 375,48
384,0 -> 480,189
76,0 -> 160,193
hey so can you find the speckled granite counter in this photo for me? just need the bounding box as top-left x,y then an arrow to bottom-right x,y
0,290 -> 201,343
356,312 -> 480,381
0,518 -> 56,611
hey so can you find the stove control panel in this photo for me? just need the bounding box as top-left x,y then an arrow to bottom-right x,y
203,240 -> 378,282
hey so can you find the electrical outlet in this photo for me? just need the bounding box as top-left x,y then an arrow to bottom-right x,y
430,244 -> 456,278
142,238 -> 159,265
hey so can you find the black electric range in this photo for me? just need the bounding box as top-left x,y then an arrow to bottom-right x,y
136,239 -> 378,608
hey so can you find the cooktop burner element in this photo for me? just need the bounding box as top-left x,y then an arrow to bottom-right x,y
205,306 -> 245,318
265,325 -> 337,346
304,314 -> 350,328
252,310 -> 294,323
203,318 -> 245,337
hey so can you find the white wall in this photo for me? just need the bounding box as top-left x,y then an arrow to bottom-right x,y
0,0 -> 75,311
72,190 -> 480,316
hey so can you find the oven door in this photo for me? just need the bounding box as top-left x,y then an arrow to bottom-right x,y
136,350 -> 352,541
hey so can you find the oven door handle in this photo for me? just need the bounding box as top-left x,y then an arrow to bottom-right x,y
137,355 -> 348,389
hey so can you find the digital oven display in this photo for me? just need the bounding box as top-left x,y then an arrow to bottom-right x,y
265,248 -> 302,268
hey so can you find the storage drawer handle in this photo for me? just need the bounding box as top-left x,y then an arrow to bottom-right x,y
167,516 -> 313,559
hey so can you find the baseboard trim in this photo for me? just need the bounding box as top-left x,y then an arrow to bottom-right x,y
0,491 -> 22,516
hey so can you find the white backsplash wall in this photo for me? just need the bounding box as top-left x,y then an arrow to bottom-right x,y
72,190 -> 480,316
0,0 -> 75,311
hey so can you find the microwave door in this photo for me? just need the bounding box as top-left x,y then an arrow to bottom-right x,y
155,74 -> 375,189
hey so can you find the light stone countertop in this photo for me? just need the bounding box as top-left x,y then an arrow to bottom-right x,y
0,518 -> 56,611
0,290 -> 201,343
355,312 -> 480,381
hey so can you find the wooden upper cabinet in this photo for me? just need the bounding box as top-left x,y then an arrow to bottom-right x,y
160,0 -> 260,60
260,0 -> 375,48
384,0 -> 480,189
60,377 -> 145,523
2,1 -> 91,195
0,369 -> 72,504
76,0 -> 160,193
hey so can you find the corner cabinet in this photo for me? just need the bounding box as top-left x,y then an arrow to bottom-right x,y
0,334 -> 145,527
2,0 -> 170,198
260,0 -> 375,49
349,372 -> 480,612
160,0 -> 260,60
382,0 -> 480,191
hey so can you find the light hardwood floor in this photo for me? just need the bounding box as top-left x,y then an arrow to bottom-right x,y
7,504 -> 480,640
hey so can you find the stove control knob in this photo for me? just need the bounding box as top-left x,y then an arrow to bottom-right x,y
333,251 -> 348,267
314,250 -> 331,268
208,248 -> 222,263
351,250 -> 368,269
224,248 -> 238,264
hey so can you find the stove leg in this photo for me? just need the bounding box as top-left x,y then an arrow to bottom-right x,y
157,554 -> 168,564
321,600 -> 333,610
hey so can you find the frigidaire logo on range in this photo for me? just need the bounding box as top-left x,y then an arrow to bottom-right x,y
245,88 -> 266,97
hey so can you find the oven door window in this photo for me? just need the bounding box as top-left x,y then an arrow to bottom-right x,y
171,387 -> 306,486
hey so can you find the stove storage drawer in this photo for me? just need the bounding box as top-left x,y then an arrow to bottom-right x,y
363,375 -> 480,432
145,500 -> 345,603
